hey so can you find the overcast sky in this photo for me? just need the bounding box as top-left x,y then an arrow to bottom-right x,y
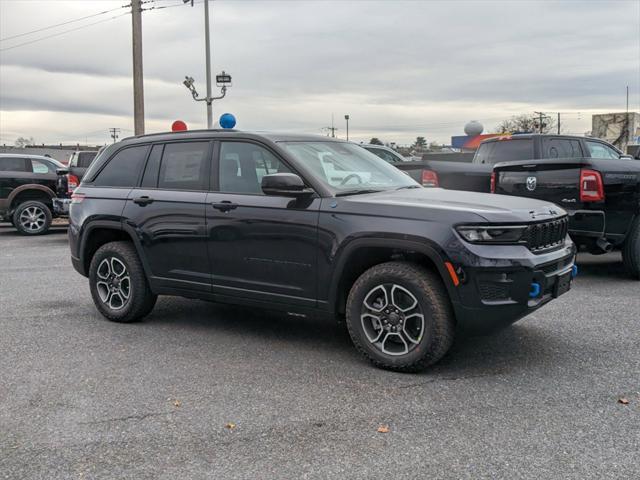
1,0 -> 639,146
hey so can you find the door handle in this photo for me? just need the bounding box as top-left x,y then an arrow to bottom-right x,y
133,196 -> 154,206
212,201 -> 238,212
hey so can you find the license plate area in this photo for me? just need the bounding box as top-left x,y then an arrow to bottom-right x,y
553,271 -> 572,298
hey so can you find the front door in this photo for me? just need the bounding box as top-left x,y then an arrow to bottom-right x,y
122,141 -> 212,293
205,140 -> 320,306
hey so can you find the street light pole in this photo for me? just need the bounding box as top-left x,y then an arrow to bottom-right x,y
345,115 -> 350,141
204,0 -> 213,128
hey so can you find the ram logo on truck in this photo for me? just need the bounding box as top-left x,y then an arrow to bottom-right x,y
526,176 -> 537,192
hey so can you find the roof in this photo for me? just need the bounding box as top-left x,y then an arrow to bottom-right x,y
121,130 -> 344,144
0,153 -> 61,161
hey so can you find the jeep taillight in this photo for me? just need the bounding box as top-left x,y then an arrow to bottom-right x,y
67,174 -> 79,194
579,169 -> 604,202
421,170 -> 439,187
490,172 -> 496,193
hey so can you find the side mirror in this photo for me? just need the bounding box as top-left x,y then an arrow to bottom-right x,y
56,167 -> 69,176
261,173 -> 314,197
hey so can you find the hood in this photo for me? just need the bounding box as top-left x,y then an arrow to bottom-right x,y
338,188 -> 566,224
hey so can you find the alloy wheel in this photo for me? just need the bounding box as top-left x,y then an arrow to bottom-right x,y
96,257 -> 131,310
19,206 -> 46,232
360,283 -> 425,356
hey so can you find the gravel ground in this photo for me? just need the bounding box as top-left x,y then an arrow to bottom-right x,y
1,223 -> 638,479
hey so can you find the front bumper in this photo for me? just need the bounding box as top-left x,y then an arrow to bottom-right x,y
445,238 -> 576,332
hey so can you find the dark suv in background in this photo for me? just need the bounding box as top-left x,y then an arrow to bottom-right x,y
68,130 -> 576,371
0,153 -> 69,235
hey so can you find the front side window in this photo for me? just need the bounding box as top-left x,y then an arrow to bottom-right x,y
158,142 -> 209,191
280,141 -> 417,193
92,146 -> 149,187
31,159 -> 54,174
78,152 -> 97,168
586,141 -> 619,159
0,157 -> 28,172
219,142 -> 291,194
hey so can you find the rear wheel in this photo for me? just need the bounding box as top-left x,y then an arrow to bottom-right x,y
345,261 -> 455,372
13,201 -> 52,235
89,241 -> 157,322
622,217 -> 640,280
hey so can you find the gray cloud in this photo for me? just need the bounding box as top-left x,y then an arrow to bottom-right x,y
1,0 -> 638,145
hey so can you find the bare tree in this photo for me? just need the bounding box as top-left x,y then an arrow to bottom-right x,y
14,136 -> 35,148
494,114 -> 556,134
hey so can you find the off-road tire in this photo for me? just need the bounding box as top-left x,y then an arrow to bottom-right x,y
346,261 -> 455,372
12,200 -> 52,235
89,241 -> 157,323
622,217 -> 640,280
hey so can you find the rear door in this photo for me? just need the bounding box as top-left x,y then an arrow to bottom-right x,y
122,141 -> 212,293
205,140 -> 321,306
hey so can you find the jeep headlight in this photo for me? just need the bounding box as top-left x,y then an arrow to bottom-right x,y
456,225 -> 527,244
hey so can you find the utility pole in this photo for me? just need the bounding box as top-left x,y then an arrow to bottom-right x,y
344,114 -> 350,141
534,111 -> 551,134
109,128 -> 121,143
204,0 -> 213,128
557,112 -> 560,135
131,0 -> 145,135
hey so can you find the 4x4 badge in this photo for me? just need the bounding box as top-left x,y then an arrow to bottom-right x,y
526,176 -> 537,191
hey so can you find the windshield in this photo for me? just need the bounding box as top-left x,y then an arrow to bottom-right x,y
280,141 -> 418,193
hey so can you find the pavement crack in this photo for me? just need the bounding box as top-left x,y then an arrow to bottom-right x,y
78,411 -> 171,425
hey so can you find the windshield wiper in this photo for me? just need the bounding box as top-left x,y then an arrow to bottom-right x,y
335,188 -> 384,197
396,185 -> 421,190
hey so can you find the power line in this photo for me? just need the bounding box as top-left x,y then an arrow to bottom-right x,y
0,5 -> 127,43
0,12 -> 130,52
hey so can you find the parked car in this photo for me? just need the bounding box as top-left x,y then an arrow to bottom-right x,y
68,131 -> 576,372
362,144 -> 413,164
492,143 -> 640,279
0,153 -> 70,234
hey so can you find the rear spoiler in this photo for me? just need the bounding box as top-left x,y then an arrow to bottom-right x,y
493,157 -> 592,172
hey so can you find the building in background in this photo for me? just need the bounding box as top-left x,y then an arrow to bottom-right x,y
450,120 -> 503,151
591,112 -> 640,151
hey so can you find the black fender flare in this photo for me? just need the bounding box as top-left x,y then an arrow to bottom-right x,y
79,219 -> 154,282
327,236 -> 460,314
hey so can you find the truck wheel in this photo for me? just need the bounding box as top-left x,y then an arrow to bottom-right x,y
622,217 -> 640,280
345,261 -> 455,372
89,241 -> 157,323
13,201 -> 52,235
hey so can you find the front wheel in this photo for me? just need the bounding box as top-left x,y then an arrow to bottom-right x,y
89,241 -> 157,323
346,261 -> 455,372
622,217 -> 640,280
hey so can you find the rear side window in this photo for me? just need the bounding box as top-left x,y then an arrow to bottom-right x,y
158,142 -> 209,191
78,152 -> 97,168
542,138 -> 583,158
92,146 -> 149,187
489,140 -> 534,163
0,157 -> 28,172
474,143 -> 494,164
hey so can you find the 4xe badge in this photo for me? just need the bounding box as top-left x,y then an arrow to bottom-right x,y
526,176 -> 537,192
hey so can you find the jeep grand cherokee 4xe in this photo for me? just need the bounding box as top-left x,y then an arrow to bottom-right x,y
68,131 -> 576,372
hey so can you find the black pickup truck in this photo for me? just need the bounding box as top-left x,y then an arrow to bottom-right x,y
492,138 -> 640,278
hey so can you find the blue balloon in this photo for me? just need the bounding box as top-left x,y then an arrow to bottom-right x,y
219,113 -> 236,129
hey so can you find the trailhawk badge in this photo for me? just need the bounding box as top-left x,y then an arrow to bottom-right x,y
526,176 -> 537,192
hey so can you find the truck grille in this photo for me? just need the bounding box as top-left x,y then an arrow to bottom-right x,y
523,217 -> 569,253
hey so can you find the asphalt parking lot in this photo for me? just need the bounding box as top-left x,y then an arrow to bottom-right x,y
1,223 -> 638,480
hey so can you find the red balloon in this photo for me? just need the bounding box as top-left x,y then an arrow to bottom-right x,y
172,120 -> 188,132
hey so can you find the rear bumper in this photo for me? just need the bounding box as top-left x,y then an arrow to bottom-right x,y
566,209 -> 605,237
53,197 -> 71,216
